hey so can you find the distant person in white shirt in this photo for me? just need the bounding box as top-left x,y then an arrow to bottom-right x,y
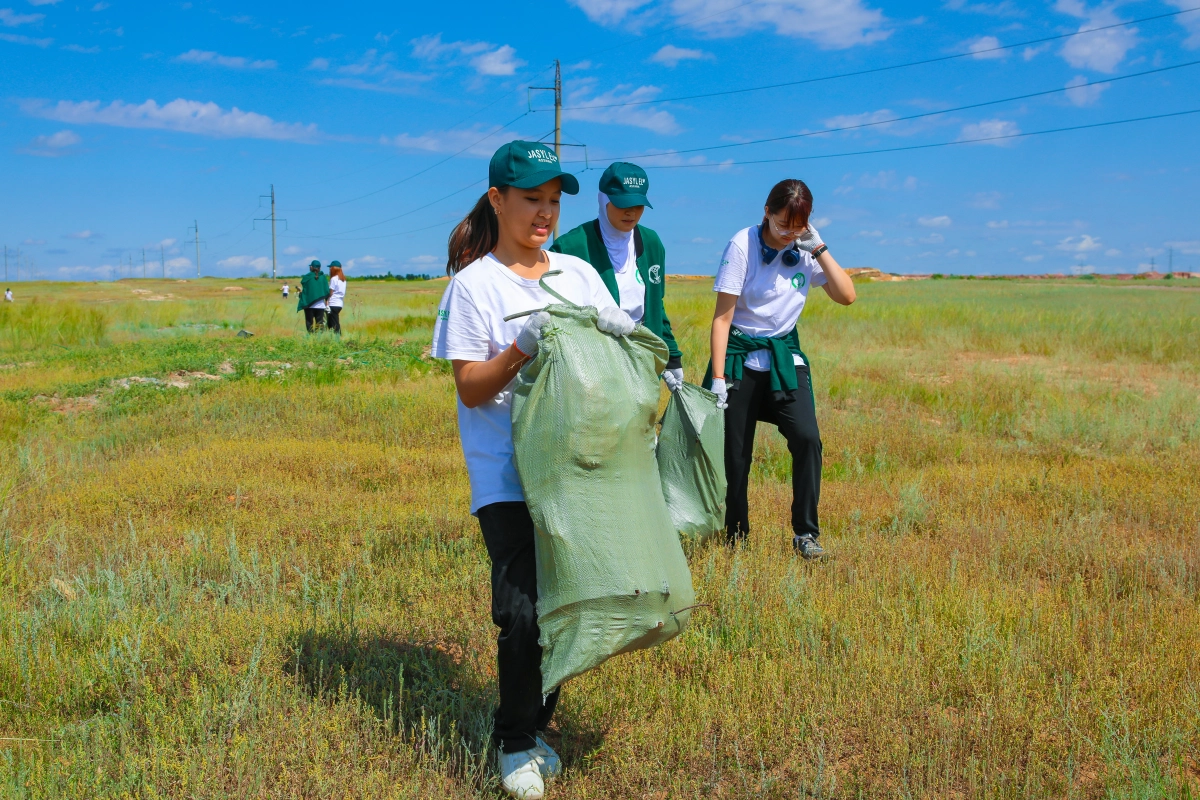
281,282 -> 289,299
431,139 -> 634,800
706,179 -> 857,559
326,262 -> 346,334
3,288 -> 11,302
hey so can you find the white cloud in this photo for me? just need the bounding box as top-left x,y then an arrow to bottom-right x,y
959,118 -> 1020,145
410,34 -> 525,76
406,255 -> 437,265
381,122 -> 529,157
165,257 -> 191,270
918,215 -> 952,227
567,0 -> 653,24
1065,75 -> 1107,106
1165,239 -> 1200,254
159,238 -> 177,248
1104,248 -> 1121,256
0,8 -> 44,25
217,255 -> 272,271
27,0 -> 60,5
1055,0 -> 1137,73
0,32 -> 52,46
857,229 -> 883,238
691,236 -> 713,243
307,57 -> 329,71
22,238 -> 45,245
1056,234 -> 1102,252
62,43 -> 100,53
66,229 -> 98,239
649,44 -> 713,67
920,233 -> 945,244
564,80 -> 679,134
320,49 -> 430,93
23,128 -> 81,155
943,0 -> 1022,16
175,49 -> 277,69
987,220 -> 1008,229
965,35 -> 1006,59
822,108 -> 898,133
574,0 -> 890,49
810,216 -> 832,228
22,98 -> 320,142
92,2 -> 108,9
1165,0 -> 1200,48
282,245 -> 304,255
970,191 -> 1003,209
1023,254 -> 1044,262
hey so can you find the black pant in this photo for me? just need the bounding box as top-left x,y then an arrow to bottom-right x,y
303,308 -> 326,332
327,305 -> 342,334
477,502 -> 559,753
724,364 -> 822,541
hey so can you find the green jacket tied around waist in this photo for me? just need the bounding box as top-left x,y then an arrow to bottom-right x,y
296,271 -> 329,312
703,327 -> 808,398
550,221 -> 682,368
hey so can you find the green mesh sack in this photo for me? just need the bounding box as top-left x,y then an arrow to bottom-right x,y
510,280 -> 695,694
656,382 -> 727,544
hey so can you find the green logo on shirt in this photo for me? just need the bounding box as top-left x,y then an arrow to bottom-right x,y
437,308 -> 449,320
791,273 -> 806,290
648,264 -> 662,284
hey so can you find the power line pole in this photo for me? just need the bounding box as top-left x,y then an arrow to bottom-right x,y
187,220 -> 203,278
530,60 -> 563,237
256,185 -> 286,280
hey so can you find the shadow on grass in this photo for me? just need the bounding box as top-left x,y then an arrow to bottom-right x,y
285,624 -> 608,779
285,625 -> 494,777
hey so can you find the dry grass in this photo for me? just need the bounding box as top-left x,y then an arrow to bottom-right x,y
1,276 -> 1198,798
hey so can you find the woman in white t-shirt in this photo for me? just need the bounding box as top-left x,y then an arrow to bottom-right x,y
326,262 -> 346,334
705,179 -> 857,559
430,140 -> 633,800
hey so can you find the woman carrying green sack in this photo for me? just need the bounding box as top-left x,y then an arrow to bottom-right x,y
550,162 -> 685,390
705,179 -> 856,558
431,140 -> 635,800
296,259 -> 331,333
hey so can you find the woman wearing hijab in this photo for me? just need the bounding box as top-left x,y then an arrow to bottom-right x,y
297,260 -> 331,333
550,162 -> 684,389
706,179 -> 856,559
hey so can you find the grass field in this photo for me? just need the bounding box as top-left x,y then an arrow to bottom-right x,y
1,275 -> 1198,798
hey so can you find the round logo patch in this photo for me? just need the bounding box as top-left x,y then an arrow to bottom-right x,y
791,273 -> 807,290
648,264 -> 662,284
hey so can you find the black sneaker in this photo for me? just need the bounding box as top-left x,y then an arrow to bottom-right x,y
793,534 -> 825,560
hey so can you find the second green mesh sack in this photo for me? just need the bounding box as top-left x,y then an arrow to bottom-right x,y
656,382 -> 726,544
511,303 -> 695,695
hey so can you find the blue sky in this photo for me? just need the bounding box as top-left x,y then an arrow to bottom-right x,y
2,0 -> 1199,281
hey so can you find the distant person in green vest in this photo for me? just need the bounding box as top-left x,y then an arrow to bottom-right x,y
550,162 -> 684,389
297,260 -> 331,332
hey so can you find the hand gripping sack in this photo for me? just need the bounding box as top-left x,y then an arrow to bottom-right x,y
656,382 -> 727,544
510,284 -> 695,694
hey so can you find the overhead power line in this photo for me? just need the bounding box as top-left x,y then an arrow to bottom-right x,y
635,107 -> 1200,169
290,110 -> 532,212
581,58 -> 1200,162
287,177 -> 487,240
564,5 -> 1200,110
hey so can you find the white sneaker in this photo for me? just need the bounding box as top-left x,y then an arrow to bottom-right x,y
497,748 -> 545,799
531,737 -> 561,780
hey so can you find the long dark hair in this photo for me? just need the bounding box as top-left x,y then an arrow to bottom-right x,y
447,190 -> 508,275
764,179 -> 813,229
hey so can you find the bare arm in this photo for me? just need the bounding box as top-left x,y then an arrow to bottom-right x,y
818,251 -> 856,305
451,346 -> 529,409
710,292 -> 738,380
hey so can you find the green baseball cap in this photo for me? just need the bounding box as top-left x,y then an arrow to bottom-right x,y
329,260 -> 342,267
309,260 -> 321,268
599,162 -> 652,209
489,140 -> 579,194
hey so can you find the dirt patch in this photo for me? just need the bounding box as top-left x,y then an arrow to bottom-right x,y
222,286 -> 245,292
32,394 -> 101,414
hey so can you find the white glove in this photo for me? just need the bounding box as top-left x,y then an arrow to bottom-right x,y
710,377 -> 728,409
596,305 -> 636,337
513,311 -> 551,357
796,225 -> 826,255
662,368 -> 684,392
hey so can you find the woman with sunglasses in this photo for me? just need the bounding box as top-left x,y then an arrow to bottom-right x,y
705,179 -> 856,558
431,141 -> 635,799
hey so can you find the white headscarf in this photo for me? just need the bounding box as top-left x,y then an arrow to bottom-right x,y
596,192 -> 636,274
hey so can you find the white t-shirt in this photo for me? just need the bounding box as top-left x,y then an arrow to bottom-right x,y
713,225 -> 826,372
329,276 -> 346,308
282,284 -> 289,296
613,259 -> 646,323
430,251 -> 618,514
